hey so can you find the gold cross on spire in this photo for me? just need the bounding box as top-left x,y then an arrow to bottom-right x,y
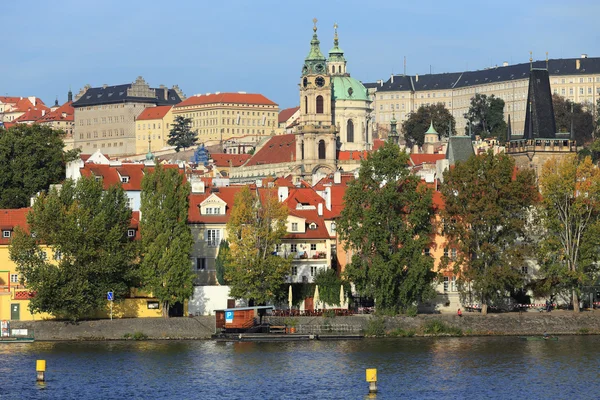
313,18 -> 318,32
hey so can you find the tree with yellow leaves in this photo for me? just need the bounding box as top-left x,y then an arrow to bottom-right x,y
538,155 -> 600,312
225,187 -> 291,304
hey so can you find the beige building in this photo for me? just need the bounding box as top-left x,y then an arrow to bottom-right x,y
134,106 -> 174,154
72,77 -> 183,156
369,55 -> 600,138
171,92 -> 279,145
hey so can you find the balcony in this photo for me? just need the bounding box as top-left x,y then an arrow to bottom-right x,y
287,251 -> 327,261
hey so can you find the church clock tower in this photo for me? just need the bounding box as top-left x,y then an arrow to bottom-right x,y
296,18 -> 337,176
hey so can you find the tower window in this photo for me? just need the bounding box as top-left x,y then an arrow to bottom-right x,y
318,140 -> 326,159
347,119 -> 354,143
338,66 -> 341,74
316,95 -> 324,114
304,96 -> 308,114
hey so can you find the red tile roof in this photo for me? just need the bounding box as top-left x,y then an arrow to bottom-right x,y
14,105 -> 51,123
37,101 -> 74,123
372,139 -> 386,151
0,208 -> 30,245
283,188 -> 333,239
337,150 -> 369,161
136,105 -> 172,121
409,153 -> 445,166
210,153 -> 252,167
245,134 -> 296,166
175,93 -> 277,108
80,164 -> 184,190
10,98 -> 46,113
187,186 -> 244,224
278,106 -> 300,124
0,96 -> 21,104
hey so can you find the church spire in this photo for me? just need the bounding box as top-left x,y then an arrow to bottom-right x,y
388,113 -> 399,145
328,22 -> 346,75
302,18 -> 326,76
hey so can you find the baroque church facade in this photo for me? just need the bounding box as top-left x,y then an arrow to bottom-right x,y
230,20 -> 372,183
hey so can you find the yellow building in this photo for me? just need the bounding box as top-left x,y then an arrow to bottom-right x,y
0,208 -> 162,321
134,105 -> 175,154
370,55 -> 600,138
172,92 -> 279,145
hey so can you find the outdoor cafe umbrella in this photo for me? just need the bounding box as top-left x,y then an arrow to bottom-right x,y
314,285 -> 320,310
288,285 -> 293,311
340,284 -> 345,308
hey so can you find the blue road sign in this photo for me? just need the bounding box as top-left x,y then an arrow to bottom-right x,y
225,311 -> 234,323
107,291 -> 114,301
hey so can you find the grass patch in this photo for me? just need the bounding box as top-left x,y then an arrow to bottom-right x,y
364,316 -> 386,337
405,306 -> 418,317
422,319 -> 463,336
388,328 -> 416,337
578,327 -> 590,335
123,331 -> 148,340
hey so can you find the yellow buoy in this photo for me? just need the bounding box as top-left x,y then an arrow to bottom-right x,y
36,360 -> 46,382
366,368 -> 377,393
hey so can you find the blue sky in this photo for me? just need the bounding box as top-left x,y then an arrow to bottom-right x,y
2,0 -> 598,109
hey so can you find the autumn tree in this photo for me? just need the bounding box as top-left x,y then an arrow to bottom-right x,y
215,240 -> 230,285
464,94 -> 507,141
552,94 -> 594,145
337,141 -> 437,314
225,187 -> 291,304
167,115 -> 197,152
9,177 -> 136,320
402,103 -> 456,146
441,151 -> 538,314
140,164 -> 195,317
537,155 -> 600,312
0,124 -> 78,208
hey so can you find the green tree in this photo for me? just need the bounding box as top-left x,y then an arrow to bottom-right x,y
167,115 -> 197,152
537,155 -> 600,312
552,94 -> 594,145
215,240 -> 230,285
441,151 -> 538,314
312,268 -> 351,306
0,124 -> 78,208
402,103 -> 456,146
140,164 -> 195,317
337,141 -> 437,314
464,94 -> 507,141
9,177 -> 136,320
225,186 -> 291,304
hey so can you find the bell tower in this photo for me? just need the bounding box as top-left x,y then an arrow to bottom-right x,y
296,18 -> 337,177
327,23 -> 347,76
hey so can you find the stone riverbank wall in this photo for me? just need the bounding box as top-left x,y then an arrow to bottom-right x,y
268,312 -> 600,336
10,312 -> 600,340
11,317 -> 216,341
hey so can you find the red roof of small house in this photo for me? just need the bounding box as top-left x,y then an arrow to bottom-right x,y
2,122 -> 16,129
37,101 -> 74,123
409,153 -> 446,166
10,98 -> 46,113
337,150 -> 369,161
0,96 -> 21,104
244,134 -> 296,166
372,139 -> 386,151
0,208 -> 30,245
175,93 -> 277,108
136,105 -> 172,121
80,164 -> 184,191
14,105 -> 51,123
278,106 -> 300,124
210,153 -> 252,168
187,186 -> 244,224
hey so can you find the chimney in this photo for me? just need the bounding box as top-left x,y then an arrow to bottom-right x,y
333,171 -> 341,184
581,54 -> 588,59
191,180 -> 205,194
324,187 -> 332,211
28,96 -> 36,106
576,59 -> 581,70
277,186 -> 289,202
42,110 -> 46,116
164,87 -> 168,100
391,74 -> 394,84
502,61 -> 509,67
318,203 -> 323,216
415,74 -> 419,82
103,84 -> 108,89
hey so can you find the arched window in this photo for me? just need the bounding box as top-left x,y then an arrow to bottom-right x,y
316,95 -> 324,114
304,96 -> 308,114
338,65 -> 341,74
347,120 -> 354,143
318,140 -> 326,159
301,141 -> 304,160
332,66 -> 335,74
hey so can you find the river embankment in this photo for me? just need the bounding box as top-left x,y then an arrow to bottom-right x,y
9,311 -> 600,340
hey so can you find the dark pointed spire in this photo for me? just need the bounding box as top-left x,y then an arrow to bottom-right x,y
507,115 -> 512,142
68,87 -> 73,102
388,113 -> 399,145
570,102 -> 575,141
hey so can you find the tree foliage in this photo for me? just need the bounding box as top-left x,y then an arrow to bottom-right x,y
167,115 -> 197,152
441,151 -> 538,314
225,186 -> 291,304
337,141 -> 437,314
464,94 -> 507,141
0,124 -> 78,208
140,164 -> 194,317
402,103 -> 456,146
9,177 -> 136,320
552,94 -> 594,145
215,240 -> 230,285
536,155 -> 600,312
312,268 -> 351,306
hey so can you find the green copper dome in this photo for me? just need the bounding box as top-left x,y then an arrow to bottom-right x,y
425,121 -> 438,135
328,24 -> 345,62
332,76 -> 369,101
302,19 -> 326,76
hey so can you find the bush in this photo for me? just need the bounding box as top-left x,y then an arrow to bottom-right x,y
388,328 -> 416,337
422,319 -> 462,336
132,331 -> 148,340
123,333 -> 132,339
364,316 -> 386,337
578,328 -> 590,335
405,305 -> 418,317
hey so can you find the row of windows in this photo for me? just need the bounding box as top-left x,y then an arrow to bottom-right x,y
553,77 -> 600,84
138,134 -> 161,141
197,128 -> 268,135
80,104 -> 127,111
84,142 -> 124,149
79,129 -> 125,139
179,110 -> 276,118
138,123 -> 162,130
79,116 -> 126,125
291,266 -> 319,277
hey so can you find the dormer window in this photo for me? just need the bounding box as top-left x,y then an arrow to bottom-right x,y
2,230 -> 11,238
94,176 -> 102,182
291,223 -> 298,232
309,223 -> 317,230
121,176 -> 130,183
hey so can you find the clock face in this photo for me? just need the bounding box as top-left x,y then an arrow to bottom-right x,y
315,77 -> 325,87
303,77 -> 308,87
315,63 -> 325,73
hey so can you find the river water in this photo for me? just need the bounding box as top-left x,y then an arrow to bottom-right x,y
0,336 -> 599,399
